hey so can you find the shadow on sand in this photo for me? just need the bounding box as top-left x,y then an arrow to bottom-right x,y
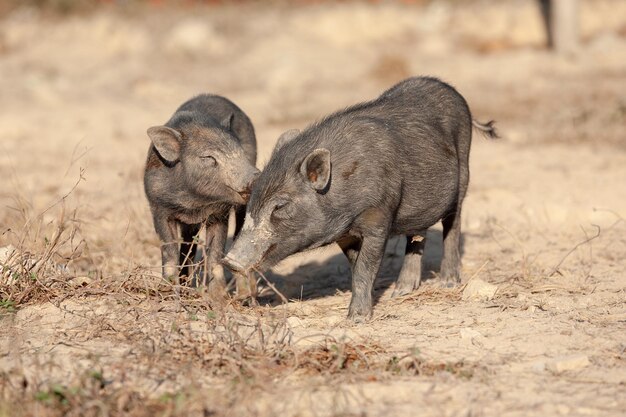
255,229 -> 465,308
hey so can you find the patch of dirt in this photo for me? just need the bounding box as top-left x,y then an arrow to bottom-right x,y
1,1 -> 625,416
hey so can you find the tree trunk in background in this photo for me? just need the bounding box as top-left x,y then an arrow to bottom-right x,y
549,0 -> 579,54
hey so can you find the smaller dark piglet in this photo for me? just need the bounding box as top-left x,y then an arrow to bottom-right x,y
144,94 -> 259,298
224,77 -> 497,320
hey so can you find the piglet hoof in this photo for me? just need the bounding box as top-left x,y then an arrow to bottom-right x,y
234,272 -> 258,307
232,289 -> 257,306
205,291 -> 228,308
347,313 -> 369,324
234,290 -> 258,307
347,305 -> 372,323
437,273 -> 461,289
238,295 -> 258,307
391,283 -> 416,298
205,282 -> 228,307
178,274 -> 193,287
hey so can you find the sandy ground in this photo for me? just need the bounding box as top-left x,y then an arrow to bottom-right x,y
0,1 -> 625,416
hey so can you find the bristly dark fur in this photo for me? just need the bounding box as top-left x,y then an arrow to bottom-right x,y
227,76 -> 498,320
144,94 -> 258,285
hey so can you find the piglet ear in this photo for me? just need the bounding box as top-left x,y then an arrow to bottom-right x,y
273,129 -> 300,154
147,126 -> 182,163
220,113 -> 234,131
300,148 -> 331,192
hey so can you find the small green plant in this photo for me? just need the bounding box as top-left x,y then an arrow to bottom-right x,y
35,384 -> 68,405
158,392 -> 186,411
89,370 -> 104,387
0,300 -> 16,313
34,390 -> 51,403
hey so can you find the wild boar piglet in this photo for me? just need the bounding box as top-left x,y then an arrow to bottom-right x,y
224,77 -> 497,319
144,94 -> 259,298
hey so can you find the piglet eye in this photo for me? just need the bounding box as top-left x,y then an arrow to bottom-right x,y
271,201 -> 293,221
200,156 -> 217,167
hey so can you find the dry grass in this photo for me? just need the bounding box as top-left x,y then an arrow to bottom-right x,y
0,182 -> 479,416
1,172 -> 92,308
1,328 -> 478,417
0,164 -> 619,416
0,171 -> 222,313
1,288 -> 478,417
0,165 -> 621,415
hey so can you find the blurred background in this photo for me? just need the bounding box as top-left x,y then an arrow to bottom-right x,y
0,0 -> 624,276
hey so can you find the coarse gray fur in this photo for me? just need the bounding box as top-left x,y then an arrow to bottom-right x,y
144,94 -> 259,298
224,77 -> 497,319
